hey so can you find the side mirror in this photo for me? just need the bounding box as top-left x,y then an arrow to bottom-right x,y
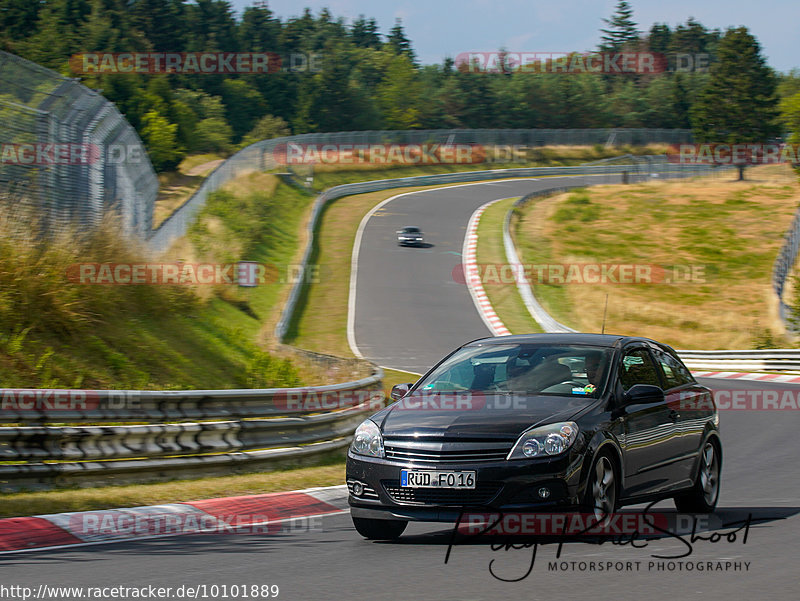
390,383 -> 413,401
622,384 -> 664,406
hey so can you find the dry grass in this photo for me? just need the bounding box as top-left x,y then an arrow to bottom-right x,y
152,154 -> 225,228
513,165 -> 800,349
219,169 -> 275,198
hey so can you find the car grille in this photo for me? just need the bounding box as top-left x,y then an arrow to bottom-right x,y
383,442 -> 513,464
381,480 -> 503,506
347,480 -> 379,500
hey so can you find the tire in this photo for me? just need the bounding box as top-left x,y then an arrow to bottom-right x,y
582,453 -> 618,525
674,438 -> 721,513
352,517 -> 408,540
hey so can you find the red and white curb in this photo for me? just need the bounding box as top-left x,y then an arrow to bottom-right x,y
0,485 -> 349,554
463,199 -> 512,336
692,371 -> 800,384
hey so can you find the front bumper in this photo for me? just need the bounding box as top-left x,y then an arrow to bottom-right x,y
346,449 -> 586,522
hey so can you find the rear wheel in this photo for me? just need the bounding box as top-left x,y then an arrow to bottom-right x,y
674,439 -> 721,513
583,453 -> 618,525
352,517 -> 408,540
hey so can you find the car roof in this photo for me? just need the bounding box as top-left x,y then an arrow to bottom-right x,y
463,332 -> 656,349
401,226 -> 420,230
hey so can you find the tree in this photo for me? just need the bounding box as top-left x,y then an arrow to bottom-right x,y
350,15 -> 380,49
140,110 -> 182,171
130,0 -> 183,51
194,117 -> 233,154
647,23 -> 671,54
220,79 -> 267,141
239,1 -> 280,51
778,69 -> 800,99
387,18 -> 416,65
669,17 -> 720,56
377,54 -> 422,129
0,0 -> 44,40
240,114 -> 291,147
292,40 -> 362,132
599,1 -> 639,52
183,0 -> 237,52
779,92 -> 800,144
690,27 -> 780,179
19,0 -> 91,68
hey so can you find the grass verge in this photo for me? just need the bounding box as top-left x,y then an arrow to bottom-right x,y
153,153 -> 225,228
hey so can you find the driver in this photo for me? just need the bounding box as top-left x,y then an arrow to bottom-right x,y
584,351 -> 603,386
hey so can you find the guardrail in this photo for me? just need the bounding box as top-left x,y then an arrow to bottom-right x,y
772,210 -> 800,324
0,368 -> 383,492
676,349 -> 800,371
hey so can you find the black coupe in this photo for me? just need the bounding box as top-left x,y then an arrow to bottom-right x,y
346,333 -> 721,539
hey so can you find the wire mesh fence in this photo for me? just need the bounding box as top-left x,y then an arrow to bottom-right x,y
0,51 -> 157,239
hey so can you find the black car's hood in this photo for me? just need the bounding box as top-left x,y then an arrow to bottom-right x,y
379,393 -> 595,439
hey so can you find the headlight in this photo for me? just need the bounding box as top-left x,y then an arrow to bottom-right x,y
507,422 -> 579,460
351,419 -> 384,458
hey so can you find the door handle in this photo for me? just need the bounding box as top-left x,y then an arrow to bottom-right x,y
669,409 -> 680,421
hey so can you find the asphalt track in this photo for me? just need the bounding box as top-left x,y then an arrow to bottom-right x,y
3,176 -> 799,599
352,175 -> 620,373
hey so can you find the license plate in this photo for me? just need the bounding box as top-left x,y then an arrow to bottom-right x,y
400,470 -> 476,489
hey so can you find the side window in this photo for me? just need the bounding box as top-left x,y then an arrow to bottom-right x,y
618,348 -> 662,391
654,349 -> 694,388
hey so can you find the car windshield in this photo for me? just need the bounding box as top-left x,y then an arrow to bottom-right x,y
402,227 -> 420,233
414,343 -> 613,397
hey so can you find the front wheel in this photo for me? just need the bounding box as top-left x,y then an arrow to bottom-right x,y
352,517 -> 407,540
582,453 -> 618,525
674,439 -> 721,513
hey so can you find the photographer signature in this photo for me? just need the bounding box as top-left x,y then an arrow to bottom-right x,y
444,501 -> 761,582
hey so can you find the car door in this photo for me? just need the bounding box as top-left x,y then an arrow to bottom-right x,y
652,346 -> 710,486
615,345 -> 679,496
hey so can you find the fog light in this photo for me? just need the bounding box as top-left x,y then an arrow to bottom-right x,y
351,481 -> 364,497
538,487 -> 551,499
